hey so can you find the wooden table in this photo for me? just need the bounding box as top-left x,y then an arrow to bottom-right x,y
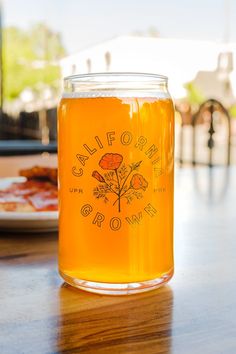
0,167 -> 236,354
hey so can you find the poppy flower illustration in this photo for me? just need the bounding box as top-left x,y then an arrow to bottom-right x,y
99,153 -> 123,170
92,152 -> 148,212
130,174 -> 148,191
92,170 -> 105,183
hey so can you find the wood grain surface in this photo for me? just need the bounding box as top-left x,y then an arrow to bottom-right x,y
0,167 -> 236,354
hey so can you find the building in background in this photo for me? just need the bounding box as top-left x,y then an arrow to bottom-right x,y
60,36 -> 236,104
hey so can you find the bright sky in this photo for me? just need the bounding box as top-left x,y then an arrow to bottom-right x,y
4,0 -> 236,54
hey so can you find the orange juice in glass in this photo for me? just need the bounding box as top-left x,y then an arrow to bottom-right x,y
58,73 -> 174,295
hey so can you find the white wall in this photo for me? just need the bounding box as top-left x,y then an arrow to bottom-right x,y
60,36 -> 236,99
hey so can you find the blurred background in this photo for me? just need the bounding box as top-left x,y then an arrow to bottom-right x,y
0,0 -> 236,167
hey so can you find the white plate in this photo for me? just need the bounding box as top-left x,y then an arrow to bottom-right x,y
0,177 -> 58,232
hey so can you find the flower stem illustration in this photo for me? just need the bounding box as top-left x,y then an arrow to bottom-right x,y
92,153 -> 148,212
114,168 -> 121,212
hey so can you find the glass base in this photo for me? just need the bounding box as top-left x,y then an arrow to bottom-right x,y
59,268 -> 174,295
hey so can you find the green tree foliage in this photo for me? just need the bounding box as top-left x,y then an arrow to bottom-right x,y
229,104 -> 236,118
3,23 -> 66,101
184,82 -> 205,105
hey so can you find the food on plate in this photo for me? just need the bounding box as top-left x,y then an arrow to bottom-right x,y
0,166 -> 58,212
19,166 -> 57,184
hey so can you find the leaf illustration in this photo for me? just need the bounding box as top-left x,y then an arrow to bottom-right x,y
124,190 -> 143,204
104,171 -> 116,182
129,160 -> 142,171
93,184 -> 111,198
118,164 -> 128,180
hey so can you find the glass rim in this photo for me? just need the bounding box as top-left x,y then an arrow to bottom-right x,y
64,72 -> 168,83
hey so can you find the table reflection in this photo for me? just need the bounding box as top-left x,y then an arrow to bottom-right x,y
56,284 -> 173,353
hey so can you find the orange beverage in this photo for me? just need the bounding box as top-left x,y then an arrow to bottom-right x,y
58,73 -> 174,294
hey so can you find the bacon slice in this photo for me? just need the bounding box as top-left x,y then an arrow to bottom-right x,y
28,190 -> 58,211
0,178 -> 58,212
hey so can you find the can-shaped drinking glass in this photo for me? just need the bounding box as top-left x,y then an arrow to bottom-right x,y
58,73 -> 174,295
